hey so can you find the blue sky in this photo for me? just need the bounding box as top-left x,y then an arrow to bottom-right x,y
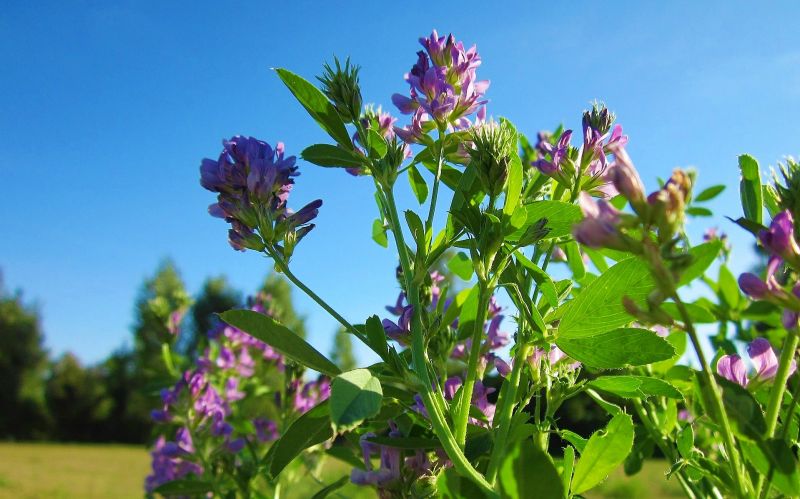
2,1 -> 799,364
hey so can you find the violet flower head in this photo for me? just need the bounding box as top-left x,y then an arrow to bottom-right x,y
200,136 -> 320,254
573,192 -> 622,249
717,354 -> 749,387
392,30 -> 489,132
382,305 -> 413,343
610,146 -> 645,205
738,273 -> 770,299
533,130 -> 572,175
759,210 -> 800,262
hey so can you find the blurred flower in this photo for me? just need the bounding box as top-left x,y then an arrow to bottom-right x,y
573,192 -> 622,249
717,338 -> 796,387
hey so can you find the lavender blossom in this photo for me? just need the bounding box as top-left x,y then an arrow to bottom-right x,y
533,130 -> 572,174
717,338 -> 796,387
573,192 -> 623,249
392,30 -> 489,132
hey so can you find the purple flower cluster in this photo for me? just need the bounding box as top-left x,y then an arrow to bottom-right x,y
392,30 -> 489,140
717,338 -> 796,388
200,136 -> 321,254
351,422 -> 437,493
533,118 -> 628,197
146,295 -> 329,492
738,211 -> 800,328
145,432 -> 203,493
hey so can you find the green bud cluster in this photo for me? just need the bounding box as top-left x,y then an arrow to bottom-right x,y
468,120 -> 517,198
318,57 -> 363,123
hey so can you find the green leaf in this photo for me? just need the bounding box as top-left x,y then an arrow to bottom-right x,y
558,258 -> 656,339
660,302 -> 716,323
267,401 -> 332,477
588,375 -> 683,399
741,439 -> 800,497
330,369 -> 383,427
364,315 -> 388,359
556,328 -> 675,369
220,310 -> 341,377
562,445 -> 576,493
301,144 -> 363,168
367,129 -> 387,158
499,440 -> 563,499
514,251 -> 558,307
571,413 -> 635,495
447,252 -> 474,281
717,376 -> 766,439
564,241 -> 586,280
508,201 -> 582,241
310,476 -> 350,499
560,430 -> 588,453
371,219 -> 388,248
503,154 -> 523,219
153,479 -> 214,495
408,165 -> 429,204
718,264 -> 740,309
739,154 -> 763,224
695,184 -> 726,202
686,206 -> 712,217
275,68 -> 351,146
677,241 -> 723,287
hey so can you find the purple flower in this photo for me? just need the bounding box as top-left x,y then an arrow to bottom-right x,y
494,357 -> 511,377
533,130 -> 572,174
759,211 -> 800,263
386,292 -> 407,316
717,354 -> 749,387
225,437 -> 246,453
739,273 -> 770,299
350,431 -> 402,487
573,192 -> 622,249
393,30 -> 489,131
444,376 -> 462,400
610,147 -> 645,205
254,418 -> 278,442
200,137 -> 320,253
382,305 -> 413,343
717,338 -> 796,387
485,314 -> 508,350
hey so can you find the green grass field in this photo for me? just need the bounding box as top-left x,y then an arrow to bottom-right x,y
0,443 -> 683,498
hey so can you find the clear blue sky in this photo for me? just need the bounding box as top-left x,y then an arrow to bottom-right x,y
2,1 -> 799,364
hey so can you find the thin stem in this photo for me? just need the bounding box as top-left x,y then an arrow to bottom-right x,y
485,344 -> 528,483
383,187 -> 496,496
673,294 -> 750,498
424,130 -> 445,237
268,249 -> 368,346
632,399 -> 702,499
453,282 -> 491,447
755,328 -> 799,497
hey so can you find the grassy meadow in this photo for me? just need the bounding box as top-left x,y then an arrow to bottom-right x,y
0,442 -> 683,498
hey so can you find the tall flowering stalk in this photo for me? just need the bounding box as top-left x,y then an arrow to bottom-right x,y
176,29 -> 800,499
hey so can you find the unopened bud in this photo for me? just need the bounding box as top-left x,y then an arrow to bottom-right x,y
318,57 -> 363,124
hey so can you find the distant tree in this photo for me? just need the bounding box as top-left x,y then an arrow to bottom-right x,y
258,274 -> 307,338
95,348 -> 141,442
45,353 -> 111,441
0,277 -> 50,439
128,260 -> 191,440
330,327 -> 357,371
182,276 -> 240,359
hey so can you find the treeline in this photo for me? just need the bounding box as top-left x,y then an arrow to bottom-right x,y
0,260 -> 355,444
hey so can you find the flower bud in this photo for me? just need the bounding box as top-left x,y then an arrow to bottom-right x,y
573,193 -> 624,249
468,120 -> 515,198
738,273 -> 769,299
582,102 -> 615,136
611,147 -> 646,208
318,57 -> 363,124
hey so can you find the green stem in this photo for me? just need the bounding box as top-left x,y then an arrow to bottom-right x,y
485,344 -> 528,483
632,399 -> 703,499
424,130 -> 445,237
453,282 -> 491,447
673,294 -> 750,498
755,328 -> 799,497
268,250 -> 368,346
383,187 -> 496,496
